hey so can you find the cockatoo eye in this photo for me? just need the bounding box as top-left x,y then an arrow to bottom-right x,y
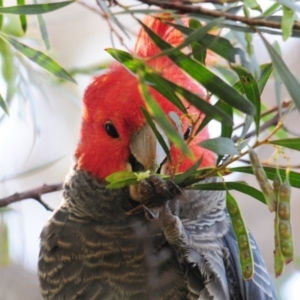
105,122 -> 119,138
183,126 -> 192,140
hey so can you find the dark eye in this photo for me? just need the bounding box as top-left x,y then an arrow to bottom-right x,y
183,126 -> 192,140
105,122 -> 119,138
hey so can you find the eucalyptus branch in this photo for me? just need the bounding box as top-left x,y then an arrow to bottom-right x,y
0,183 -> 63,211
135,0 -> 300,31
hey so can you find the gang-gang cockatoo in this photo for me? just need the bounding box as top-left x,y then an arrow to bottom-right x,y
38,14 -> 277,300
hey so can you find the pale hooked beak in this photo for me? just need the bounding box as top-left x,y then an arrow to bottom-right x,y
129,123 -> 169,174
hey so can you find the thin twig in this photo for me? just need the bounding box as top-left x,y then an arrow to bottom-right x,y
237,158 -> 300,169
0,183 -> 63,211
232,113 -> 280,143
233,101 -> 292,132
135,0 -> 300,31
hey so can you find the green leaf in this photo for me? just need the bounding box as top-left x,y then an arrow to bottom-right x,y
243,0 -> 261,11
0,0 -> 3,30
0,92 -> 8,114
0,32 -> 75,83
106,48 -> 233,126
140,107 -> 171,162
174,157 -> 203,185
105,171 -> 138,189
261,2 -> 280,17
217,101 -> 233,165
34,0 -> 50,50
167,22 -> 236,63
243,7 -> 253,56
232,65 -> 260,136
257,63 -> 273,94
282,5 -> 295,41
277,0 -> 300,13
270,138 -> 300,151
220,102 -> 233,139
240,115 -> 253,140
0,39 -> 17,105
0,1 -> 74,14
0,221 -> 10,266
229,166 -> 300,189
200,137 -> 239,156
259,32 -> 300,114
195,100 -> 233,137
138,71 -> 192,158
189,181 -> 265,204
138,20 -> 255,116
17,0 -> 26,32
189,20 -> 206,64
1,155 -> 65,182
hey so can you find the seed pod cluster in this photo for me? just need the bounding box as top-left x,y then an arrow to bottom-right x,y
249,148 -> 276,212
226,192 -> 254,280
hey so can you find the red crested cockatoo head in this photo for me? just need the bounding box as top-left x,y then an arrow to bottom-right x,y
75,15 -> 215,181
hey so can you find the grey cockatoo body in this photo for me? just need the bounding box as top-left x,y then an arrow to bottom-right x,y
38,169 -> 277,300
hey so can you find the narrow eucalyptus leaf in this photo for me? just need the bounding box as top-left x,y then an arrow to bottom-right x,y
174,157 -> 203,185
257,63 -> 273,94
1,155 -> 65,182
34,0 -> 50,50
241,115 -> 253,140
270,138 -> 300,151
0,32 -> 75,83
0,1 -> 74,14
277,0 -> 300,13
0,93 -> 8,115
261,2 -> 280,17
17,0 -> 26,32
260,33 -> 300,114
229,166 -> 300,189
243,0 -> 261,11
200,137 -> 239,156
282,6 -> 295,41
189,181 -> 265,204
0,221 -> 10,266
105,171 -> 137,185
0,0 -> 3,30
233,65 -> 260,136
138,73 -> 192,158
141,107 -> 171,162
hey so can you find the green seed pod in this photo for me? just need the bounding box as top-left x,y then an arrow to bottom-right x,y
277,175 -> 293,264
274,221 -> 285,277
249,148 -> 276,212
226,192 -> 253,280
273,170 -> 282,198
